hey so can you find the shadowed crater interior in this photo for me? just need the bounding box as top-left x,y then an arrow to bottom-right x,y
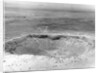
4,34 -> 94,58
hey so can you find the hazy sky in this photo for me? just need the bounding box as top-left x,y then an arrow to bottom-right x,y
4,0 -> 95,5
4,1 -> 95,12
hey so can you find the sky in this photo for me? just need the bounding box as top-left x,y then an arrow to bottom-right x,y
4,0 -> 95,5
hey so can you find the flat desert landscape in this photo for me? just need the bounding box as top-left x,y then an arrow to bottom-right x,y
3,2 -> 95,72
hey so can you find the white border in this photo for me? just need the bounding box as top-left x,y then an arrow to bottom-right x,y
0,0 -> 3,72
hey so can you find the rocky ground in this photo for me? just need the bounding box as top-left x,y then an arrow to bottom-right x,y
3,32 -> 95,72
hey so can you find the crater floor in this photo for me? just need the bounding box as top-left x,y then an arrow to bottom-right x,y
3,33 -> 95,72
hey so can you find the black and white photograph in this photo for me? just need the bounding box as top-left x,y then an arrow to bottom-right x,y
3,0 -> 95,72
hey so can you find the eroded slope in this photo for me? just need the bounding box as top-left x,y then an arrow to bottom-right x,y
3,33 -> 95,72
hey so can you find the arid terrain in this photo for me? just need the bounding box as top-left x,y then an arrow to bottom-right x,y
3,2 -> 95,72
